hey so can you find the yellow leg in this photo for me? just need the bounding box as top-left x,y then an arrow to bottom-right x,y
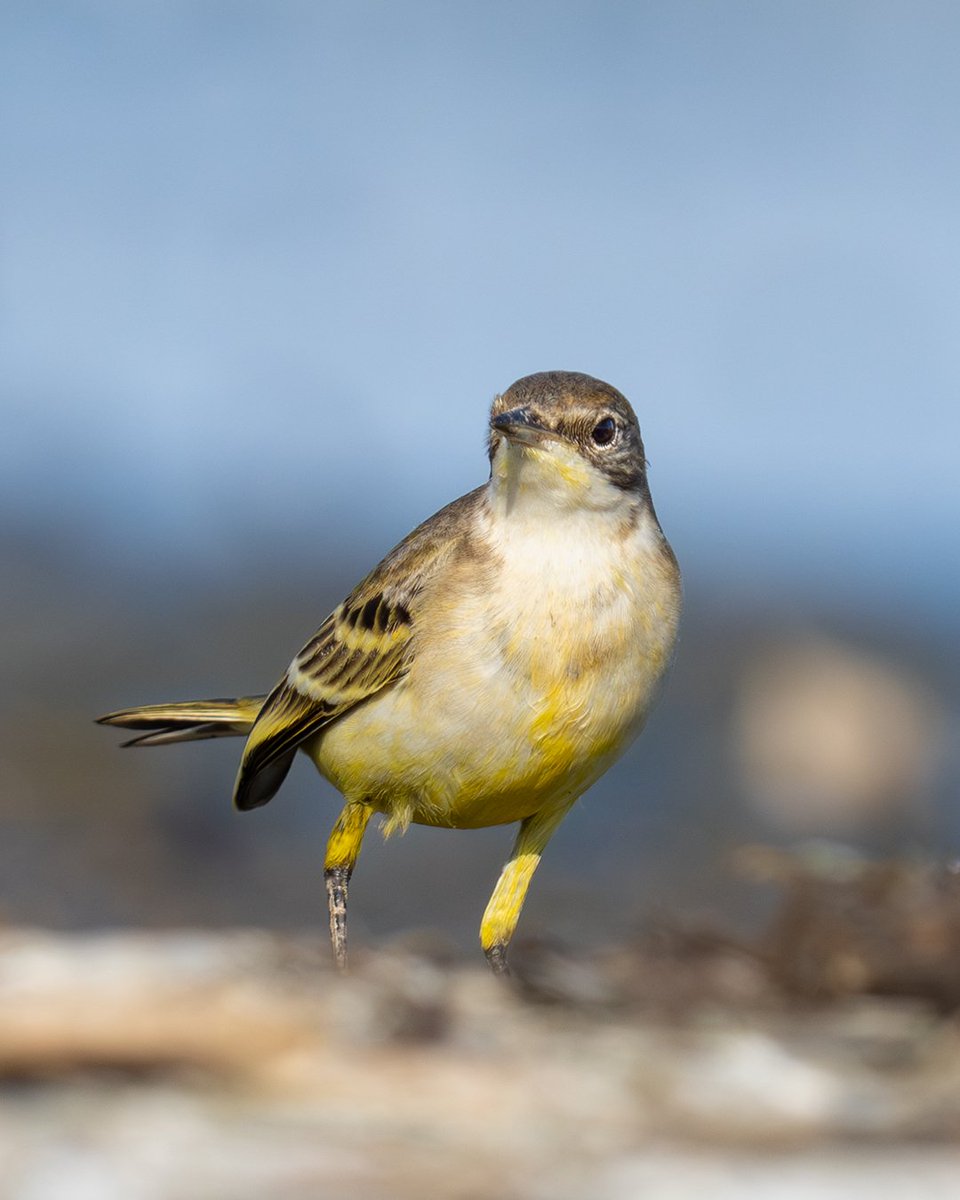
323,801 -> 373,971
480,804 -> 572,976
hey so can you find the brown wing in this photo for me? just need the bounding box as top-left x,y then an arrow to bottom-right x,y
232,486 -> 486,811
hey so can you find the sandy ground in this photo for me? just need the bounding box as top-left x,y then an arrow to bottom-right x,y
2,892 -> 960,1200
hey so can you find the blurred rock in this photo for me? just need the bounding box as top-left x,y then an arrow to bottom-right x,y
513,927 -> 774,1014
1,916 -> 960,1197
734,633 -> 946,834
741,844 -> 960,1010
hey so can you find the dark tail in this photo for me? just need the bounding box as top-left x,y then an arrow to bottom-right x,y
97,696 -> 265,747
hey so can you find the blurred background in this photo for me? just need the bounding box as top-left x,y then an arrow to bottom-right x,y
2,0 -> 958,952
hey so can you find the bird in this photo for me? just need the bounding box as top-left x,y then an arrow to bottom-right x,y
99,371 -> 682,975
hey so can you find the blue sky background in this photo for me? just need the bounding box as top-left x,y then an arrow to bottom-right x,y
2,1 -> 958,621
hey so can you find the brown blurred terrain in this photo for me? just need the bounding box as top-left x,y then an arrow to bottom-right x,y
4,854 -> 960,1198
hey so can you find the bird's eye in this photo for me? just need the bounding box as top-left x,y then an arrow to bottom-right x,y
591,417 -> 617,446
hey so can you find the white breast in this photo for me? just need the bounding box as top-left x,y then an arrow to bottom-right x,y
312,445 -> 681,830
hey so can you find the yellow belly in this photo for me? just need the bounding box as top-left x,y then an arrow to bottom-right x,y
305,533 -> 680,834
307,675 -> 631,832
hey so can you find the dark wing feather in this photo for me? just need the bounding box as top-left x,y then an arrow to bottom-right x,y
233,487 -> 486,811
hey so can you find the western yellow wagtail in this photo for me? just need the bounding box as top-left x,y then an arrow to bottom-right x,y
99,371 -> 681,974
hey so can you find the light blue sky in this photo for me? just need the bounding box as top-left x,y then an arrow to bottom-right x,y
2,3 -> 958,618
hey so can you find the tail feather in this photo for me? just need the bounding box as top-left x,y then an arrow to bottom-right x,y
97,696 -> 265,747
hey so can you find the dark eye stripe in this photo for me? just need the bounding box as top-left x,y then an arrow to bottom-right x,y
591,417 -> 617,446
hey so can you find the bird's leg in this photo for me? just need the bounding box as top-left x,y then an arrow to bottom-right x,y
323,801 -> 373,971
480,804 -> 572,976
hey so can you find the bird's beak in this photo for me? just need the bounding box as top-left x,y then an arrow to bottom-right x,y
490,407 -> 549,446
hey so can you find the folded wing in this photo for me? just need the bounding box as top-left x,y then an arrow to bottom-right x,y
233,486 -> 485,811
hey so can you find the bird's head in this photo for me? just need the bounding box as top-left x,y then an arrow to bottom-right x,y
488,371 -> 649,515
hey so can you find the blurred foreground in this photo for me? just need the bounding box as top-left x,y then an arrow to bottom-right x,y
4,853 -> 960,1199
